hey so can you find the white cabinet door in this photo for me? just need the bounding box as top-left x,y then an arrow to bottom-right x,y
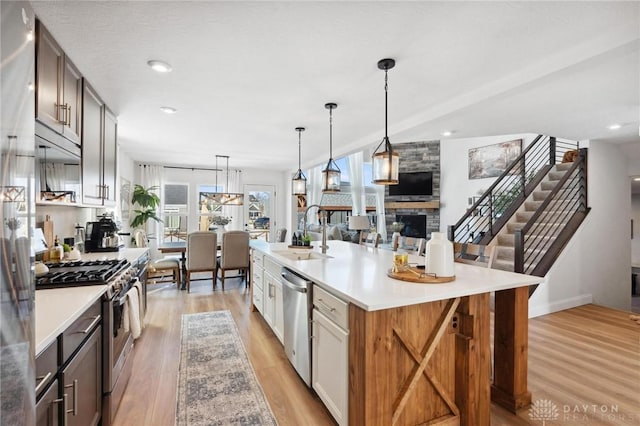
312,309 -> 348,426
263,272 -> 275,328
273,279 -> 284,344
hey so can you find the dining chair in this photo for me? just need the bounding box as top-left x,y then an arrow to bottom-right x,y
217,231 -> 250,290
133,229 -> 182,287
397,237 -> 427,256
359,231 -> 380,248
185,231 -> 218,292
453,242 -> 495,268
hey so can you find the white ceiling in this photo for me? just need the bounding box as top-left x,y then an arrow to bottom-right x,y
30,1 -> 640,172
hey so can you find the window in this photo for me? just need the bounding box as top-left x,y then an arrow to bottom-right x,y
162,183 -> 188,241
197,184 -> 224,231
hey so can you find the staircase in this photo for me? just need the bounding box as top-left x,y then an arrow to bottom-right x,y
492,162 -> 574,272
448,136 -> 589,295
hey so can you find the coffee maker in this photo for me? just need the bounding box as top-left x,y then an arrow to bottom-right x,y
85,214 -> 123,252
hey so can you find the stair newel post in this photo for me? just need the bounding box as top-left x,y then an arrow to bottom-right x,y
447,225 -> 455,242
549,136 -> 556,166
489,190 -> 494,235
513,229 -> 524,274
578,148 -> 588,211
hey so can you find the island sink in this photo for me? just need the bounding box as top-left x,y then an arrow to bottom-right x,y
272,250 -> 332,261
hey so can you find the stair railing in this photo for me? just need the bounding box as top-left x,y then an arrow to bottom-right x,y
513,148 -> 589,276
448,135 -> 578,244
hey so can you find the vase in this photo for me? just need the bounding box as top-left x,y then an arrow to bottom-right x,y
216,225 -> 227,243
425,232 -> 455,277
392,232 -> 401,249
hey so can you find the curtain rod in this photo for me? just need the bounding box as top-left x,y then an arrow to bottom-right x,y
137,164 -> 242,172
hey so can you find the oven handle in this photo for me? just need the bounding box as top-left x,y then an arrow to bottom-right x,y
75,316 -> 101,335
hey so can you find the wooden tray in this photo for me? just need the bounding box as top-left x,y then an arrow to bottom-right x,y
387,267 -> 455,284
288,245 -> 313,249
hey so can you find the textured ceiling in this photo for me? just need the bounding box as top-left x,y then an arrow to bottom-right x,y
30,1 -> 640,171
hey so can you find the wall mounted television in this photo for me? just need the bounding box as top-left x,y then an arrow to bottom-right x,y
388,171 -> 433,196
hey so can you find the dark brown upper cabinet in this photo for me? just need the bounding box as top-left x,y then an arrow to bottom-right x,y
36,20 -> 82,146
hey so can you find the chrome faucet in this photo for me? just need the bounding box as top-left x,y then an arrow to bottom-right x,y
303,204 -> 328,254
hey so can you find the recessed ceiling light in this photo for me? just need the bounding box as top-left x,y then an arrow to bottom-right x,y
607,123 -> 621,130
634,177 -> 640,182
147,60 -> 172,73
441,131 -> 453,137
160,106 -> 177,114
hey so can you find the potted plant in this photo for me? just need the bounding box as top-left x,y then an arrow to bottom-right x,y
300,235 -> 312,247
130,184 -> 162,245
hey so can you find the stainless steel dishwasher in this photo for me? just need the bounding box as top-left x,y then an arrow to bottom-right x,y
281,267 -> 313,386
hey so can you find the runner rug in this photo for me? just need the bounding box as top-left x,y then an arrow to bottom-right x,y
176,310 -> 277,425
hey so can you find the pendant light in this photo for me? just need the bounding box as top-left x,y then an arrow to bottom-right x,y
322,102 -> 341,193
292,127 -> 307,196
208,155 -> 244,205
372,58 -> 399,185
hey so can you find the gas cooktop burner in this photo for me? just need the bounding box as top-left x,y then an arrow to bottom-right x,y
36,258 -> 130,289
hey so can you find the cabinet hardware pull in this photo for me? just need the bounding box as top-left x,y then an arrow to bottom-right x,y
104,185 -> 110,200
65,104 -> 71,126
64,379 -> 78,416
55,102 -> 66,123
316,299 -> 336,312
52,394 -> 68,426
76,315 -> 100,334
35,371 -> 52,395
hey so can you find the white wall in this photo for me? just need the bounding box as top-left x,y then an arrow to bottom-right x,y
631,194 -> 640,263
530,141 -> 631,314
440,133 -> 538,232
441,135 -> 632,316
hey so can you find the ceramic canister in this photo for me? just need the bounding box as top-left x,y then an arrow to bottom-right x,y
425,232 -> 455,277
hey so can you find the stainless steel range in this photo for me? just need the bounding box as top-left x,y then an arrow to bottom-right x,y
36,258 -> 140,426
36,259 -> 130,289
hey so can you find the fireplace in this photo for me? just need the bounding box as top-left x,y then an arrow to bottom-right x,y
396,215 -> 427,238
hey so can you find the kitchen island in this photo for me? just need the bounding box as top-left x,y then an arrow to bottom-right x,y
251,240 -> 540,425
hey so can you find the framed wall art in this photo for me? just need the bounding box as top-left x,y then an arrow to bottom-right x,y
468,139 -> 522,180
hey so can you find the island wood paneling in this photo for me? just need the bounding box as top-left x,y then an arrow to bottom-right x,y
349,296 -> 490,425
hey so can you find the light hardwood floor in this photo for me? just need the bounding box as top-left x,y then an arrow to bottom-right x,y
114,278 -> 640,426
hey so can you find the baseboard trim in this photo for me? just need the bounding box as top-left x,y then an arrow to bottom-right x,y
528,294 -> 592,318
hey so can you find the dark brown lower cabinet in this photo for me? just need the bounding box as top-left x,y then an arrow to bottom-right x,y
61,325 -> 102,426
36,379 -> 60,426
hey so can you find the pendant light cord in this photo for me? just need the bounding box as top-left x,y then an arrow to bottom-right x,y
384,68 -> 389,140
329,107 -> 333,159
298,130 -> 302,169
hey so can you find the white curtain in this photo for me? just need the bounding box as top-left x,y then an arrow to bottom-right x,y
140,164 -> 163,259
348,151 -> 366,217
223,169 -> 243,230
306,165 -> 323,228
374,183 -> 387,241
40,162 -> 65,191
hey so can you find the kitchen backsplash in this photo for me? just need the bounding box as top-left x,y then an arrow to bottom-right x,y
36,205 -> 99,242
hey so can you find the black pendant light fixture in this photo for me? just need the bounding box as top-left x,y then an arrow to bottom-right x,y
292,127 -> 307,196
322,102 -> 341,193
372,58 -> 399,185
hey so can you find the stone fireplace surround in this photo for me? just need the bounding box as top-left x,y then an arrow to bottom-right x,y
384,140 -> 440,242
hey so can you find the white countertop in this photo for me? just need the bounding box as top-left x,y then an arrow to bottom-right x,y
35,285 -> 108,355
35,247 -> 149,355
251,240 -> 541,311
